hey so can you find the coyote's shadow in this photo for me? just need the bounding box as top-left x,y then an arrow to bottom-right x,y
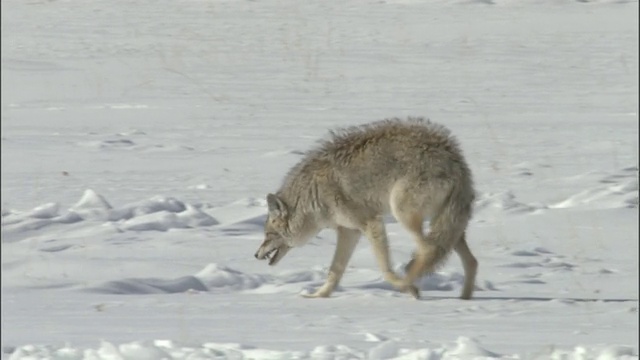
430,295 -> 638,303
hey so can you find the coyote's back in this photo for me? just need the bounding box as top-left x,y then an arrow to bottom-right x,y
310,117 -> 475,217
255,117 -> 478,300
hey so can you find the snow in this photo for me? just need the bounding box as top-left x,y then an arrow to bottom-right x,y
5,338 -> 638,360
1,0 -> 638,359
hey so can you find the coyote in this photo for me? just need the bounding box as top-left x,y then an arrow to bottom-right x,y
254,117 -> 477,299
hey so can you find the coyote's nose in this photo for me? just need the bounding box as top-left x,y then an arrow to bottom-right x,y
254,251 -> 259,259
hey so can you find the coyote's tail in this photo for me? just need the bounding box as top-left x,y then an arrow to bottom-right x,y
425,177 -> 474,267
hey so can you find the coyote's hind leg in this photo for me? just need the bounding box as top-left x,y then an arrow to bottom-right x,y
363,218 -> 419,299
454,233 -> 478,300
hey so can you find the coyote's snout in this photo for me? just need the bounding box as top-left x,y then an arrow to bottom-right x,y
254,117 -> 478,300
254,194 -> 293,265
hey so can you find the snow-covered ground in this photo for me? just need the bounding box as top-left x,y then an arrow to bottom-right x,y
1,0 -> 638,359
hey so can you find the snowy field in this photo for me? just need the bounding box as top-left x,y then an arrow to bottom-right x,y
1,0 -> 639,359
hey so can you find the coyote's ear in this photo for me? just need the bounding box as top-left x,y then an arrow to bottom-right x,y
266,193 -> 288,218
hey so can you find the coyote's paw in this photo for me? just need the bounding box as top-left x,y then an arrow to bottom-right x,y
301,290 -> 331,299
383,272 -> 420,299
404,284 -> 420,300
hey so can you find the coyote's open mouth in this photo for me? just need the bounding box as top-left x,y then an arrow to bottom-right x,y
265,247 -> 279,265
262,245 -> 290,266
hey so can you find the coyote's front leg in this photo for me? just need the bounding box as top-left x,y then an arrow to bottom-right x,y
303,227 -> 360,298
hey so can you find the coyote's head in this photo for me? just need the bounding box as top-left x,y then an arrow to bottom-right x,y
254,193 -> 294,266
